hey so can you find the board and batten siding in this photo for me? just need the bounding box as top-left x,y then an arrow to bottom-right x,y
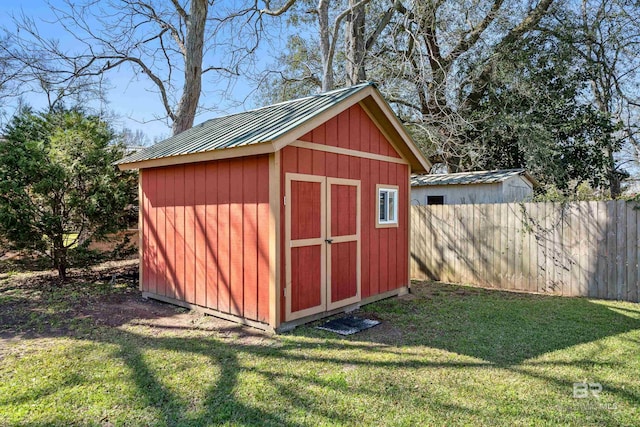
141,155 -> 271,323
280,103 -> 409,322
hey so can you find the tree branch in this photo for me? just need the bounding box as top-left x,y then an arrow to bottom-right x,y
465,0 -> 555,108
260,0 -> 298,16
326,0 -> 372,85
445,0 -> 505,66
169,0 -> 189,21
365,0 -> 402,51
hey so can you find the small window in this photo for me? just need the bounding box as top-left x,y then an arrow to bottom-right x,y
377,185 -> 399,227
427,195 -> 445,205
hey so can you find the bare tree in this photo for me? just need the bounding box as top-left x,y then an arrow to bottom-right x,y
345,0 -> 367,85
345,0 -> 404,85
261,0 -> 383,91
5,0 -> 259,135
258,0 -> 635,192
259,0 -> 556,170
365,0 -> 555,170
0,35 -> 19,101
567,0 -> 640,196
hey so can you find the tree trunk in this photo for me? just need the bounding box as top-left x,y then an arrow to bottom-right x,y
345,0 -> 366,85
57,259 -> 67,280
52,240 -> 67,280
318,0 -> 334,91
607,147 -> 621,198
172,0 -> 208,135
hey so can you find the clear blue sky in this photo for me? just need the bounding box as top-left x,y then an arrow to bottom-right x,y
0,0 -> 284,142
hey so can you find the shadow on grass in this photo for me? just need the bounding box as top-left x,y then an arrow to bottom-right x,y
351,282 -> 640,366
2,277 -> 639,425
110,334 -> 312,427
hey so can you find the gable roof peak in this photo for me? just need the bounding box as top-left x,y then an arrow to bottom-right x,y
116,82 -> 429,172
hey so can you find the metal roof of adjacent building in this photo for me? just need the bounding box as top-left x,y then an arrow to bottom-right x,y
411,169 -> 538,187
116,83 -> 375,165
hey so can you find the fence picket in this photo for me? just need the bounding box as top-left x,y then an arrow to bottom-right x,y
410,200 -> 639,303
525,203 -> 537,293
616,200 -> 626,301
626,203 -> 637,302
535,203 -> 546,293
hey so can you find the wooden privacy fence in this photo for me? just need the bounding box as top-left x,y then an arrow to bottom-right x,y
410,201 -> 640,302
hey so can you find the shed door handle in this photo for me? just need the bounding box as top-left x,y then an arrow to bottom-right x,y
325,238 -> 333,244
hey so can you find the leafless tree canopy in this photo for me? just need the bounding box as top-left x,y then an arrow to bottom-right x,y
1,0 -> 638,194
3,0 -> 261,134
259,0 -> 639,192
564,0 -> 640,195
258,0 -> 556,168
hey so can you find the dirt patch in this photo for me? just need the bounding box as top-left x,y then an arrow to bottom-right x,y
354,317 -> 405,344
0,258 -> 275,354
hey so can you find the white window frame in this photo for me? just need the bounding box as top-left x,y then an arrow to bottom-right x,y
376,184 -> 399,228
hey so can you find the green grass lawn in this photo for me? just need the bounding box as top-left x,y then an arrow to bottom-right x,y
1,264 -> 639,426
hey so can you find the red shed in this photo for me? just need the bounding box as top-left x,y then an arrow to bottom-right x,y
117,83 -> 430,332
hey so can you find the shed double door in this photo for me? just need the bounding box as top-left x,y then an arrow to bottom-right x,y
285,173 -> 361,321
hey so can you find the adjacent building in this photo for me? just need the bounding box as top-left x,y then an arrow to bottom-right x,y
411,169 -> 537,205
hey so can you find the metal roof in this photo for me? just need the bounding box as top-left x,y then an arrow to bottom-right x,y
116,83 -> 374,165
411,169 -> 538,187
